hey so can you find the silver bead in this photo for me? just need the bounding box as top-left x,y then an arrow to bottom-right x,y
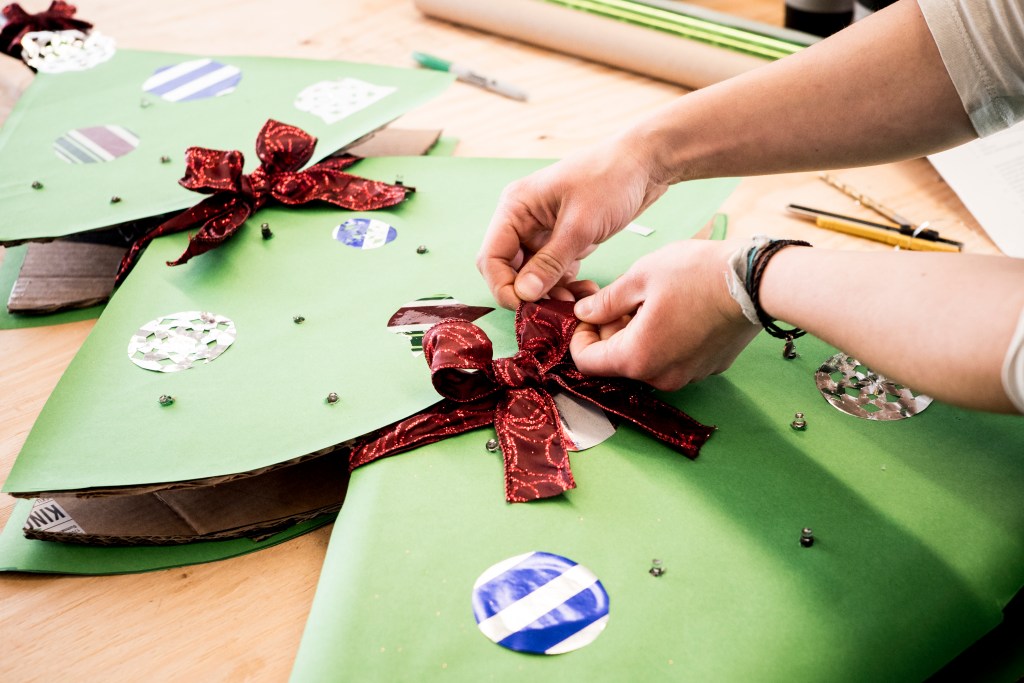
31,180 -> 43,190
110,196 -> 122,204
293,315 -> 305,324
160,155 -> 172,164
326,392 -> 340,405
649,559 -> 665,577
800,527 -> 814,547
416,245 -> 428,254
485,438 -> 499,452
158,394 -> 174,407
790,412 -> 807,430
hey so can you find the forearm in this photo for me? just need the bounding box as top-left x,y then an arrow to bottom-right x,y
758,248 -> 1024,413
622,0 -> 974,183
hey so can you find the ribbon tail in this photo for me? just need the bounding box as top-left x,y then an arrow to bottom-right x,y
115,194 -> 252,283
496,388 -> 575,503
349,399 -> 494,472
554,374 -> 715,459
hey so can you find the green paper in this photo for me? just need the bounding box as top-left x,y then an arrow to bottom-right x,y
0,50 -> 452,243
0,245 -> 105,329
0,499 -> 334,575
0,139 -> 459,330
291,332 -> 1024,681
427,136 -> 460,157
3,157 -> 736,497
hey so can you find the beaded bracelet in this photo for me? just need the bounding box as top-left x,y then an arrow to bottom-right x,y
743,238 -> 812,359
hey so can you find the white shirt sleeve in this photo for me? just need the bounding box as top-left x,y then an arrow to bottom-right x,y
917,0 -> 1024,137
1002,305 -> 1024,414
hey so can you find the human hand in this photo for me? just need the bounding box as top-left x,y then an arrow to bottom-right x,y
477,136 -> 669,309
569,239 -> 760,391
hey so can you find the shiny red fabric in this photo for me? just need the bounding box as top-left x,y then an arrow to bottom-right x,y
0,1 -> 91,59
349,299 -> 715,503
116,119 -> 409,283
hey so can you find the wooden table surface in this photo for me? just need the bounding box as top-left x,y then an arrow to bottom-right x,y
0,1 -> 1002,680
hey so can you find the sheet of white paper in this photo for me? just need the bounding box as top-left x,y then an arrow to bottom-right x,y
928,124 -> 1024,257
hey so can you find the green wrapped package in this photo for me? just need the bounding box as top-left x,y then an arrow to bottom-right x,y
292,329 -> 1024,681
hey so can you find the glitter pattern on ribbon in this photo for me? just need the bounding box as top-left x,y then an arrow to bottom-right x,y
386,295 -> 494,355
294,78 -> 396,124
332,217 -> 396,249
53,125 -> 139,164
472,551 -> 609,655
352,299 -> 714,503
816,352 -> 932,420
117,120 -> 410,282
20,29 -> 114,72
127,311 -> 236,372
142,58 -> 242,102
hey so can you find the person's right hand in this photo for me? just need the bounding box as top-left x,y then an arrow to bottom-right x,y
477,135 -> 669,309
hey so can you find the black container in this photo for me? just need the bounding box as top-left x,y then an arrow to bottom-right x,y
784,0 -> 854,37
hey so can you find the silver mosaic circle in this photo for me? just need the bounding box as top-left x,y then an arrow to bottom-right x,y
816,352 -> 932,421
127,311 -> 236,372
21,30 -> 116,73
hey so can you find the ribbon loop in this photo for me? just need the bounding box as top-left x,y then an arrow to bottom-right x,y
425,319 -> 498,403
179,147 -> 246,194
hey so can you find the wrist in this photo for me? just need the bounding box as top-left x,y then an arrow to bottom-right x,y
725,236 -> 813,358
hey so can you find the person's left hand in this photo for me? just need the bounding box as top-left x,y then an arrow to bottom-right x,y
570,239 -> 761,390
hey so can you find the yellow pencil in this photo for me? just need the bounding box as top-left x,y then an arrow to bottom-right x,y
787,204 -> 962,252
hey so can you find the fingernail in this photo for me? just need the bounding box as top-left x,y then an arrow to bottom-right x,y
574,298 -> 592,318
516,273 -> 543,301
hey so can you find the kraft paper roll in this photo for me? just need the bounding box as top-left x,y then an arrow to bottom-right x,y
414,0 -> 776,89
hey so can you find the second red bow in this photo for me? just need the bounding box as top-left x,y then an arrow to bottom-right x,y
117,119 -> 410,283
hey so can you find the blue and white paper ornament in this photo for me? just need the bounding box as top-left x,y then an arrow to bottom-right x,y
472,551 -> 609,655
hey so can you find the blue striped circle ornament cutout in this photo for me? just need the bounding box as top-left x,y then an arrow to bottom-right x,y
142,59 -> 242,102
53,125 -> 139,164
472,552 -> 610,655
332,218 -> 397,250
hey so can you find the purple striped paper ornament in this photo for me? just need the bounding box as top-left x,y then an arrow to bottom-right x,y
142,59 -> 242,102
53,125 -> 139,164
472,552 -> 610,655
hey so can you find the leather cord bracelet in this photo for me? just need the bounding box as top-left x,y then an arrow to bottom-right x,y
743,238 -> 812,359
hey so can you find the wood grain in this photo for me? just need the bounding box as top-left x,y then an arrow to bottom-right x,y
0,1 -> 998,681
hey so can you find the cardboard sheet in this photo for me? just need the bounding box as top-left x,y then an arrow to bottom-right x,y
0,499 -> 334,575
0,245 -> 106,329
292,330 -> 1024,681
7,241 -> 124,314
1,158 -> 738,543
0,49 -> 452,244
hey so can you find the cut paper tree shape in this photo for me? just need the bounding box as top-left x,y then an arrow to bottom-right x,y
0,49 -> 452,246
0,156 -> 738,554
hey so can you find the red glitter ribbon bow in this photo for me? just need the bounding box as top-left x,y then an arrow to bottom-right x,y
0,1 -> 91,59
116,119 -> 410,283
350,299 -> 715,503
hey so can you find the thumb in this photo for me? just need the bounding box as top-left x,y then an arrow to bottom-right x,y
514,221 -> 590,302
574,271 -> 643,325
